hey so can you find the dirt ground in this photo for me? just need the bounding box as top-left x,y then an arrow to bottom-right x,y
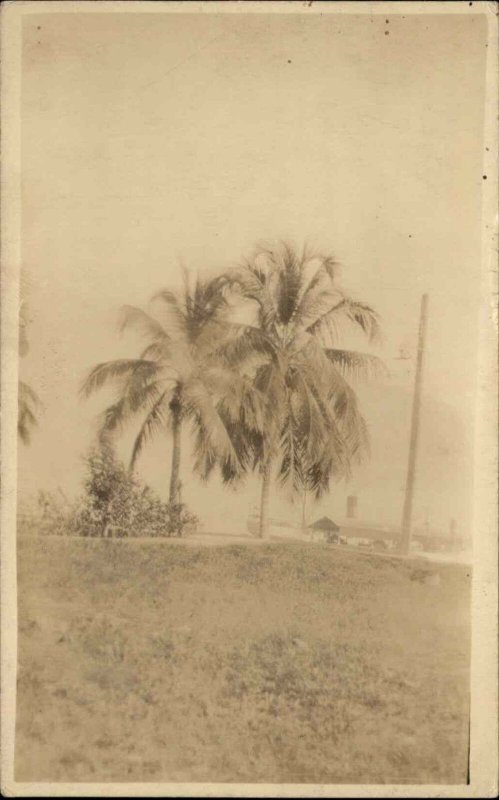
15,536 -> 470,784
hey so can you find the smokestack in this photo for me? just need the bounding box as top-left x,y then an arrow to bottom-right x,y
347,495 -> 357,519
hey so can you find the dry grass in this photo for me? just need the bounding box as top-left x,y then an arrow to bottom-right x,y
16,537 -> 470,784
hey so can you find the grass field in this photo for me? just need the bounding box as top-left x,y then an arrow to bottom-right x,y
16,536 -> 470,784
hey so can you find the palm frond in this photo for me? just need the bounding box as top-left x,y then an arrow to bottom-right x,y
139,342 -> 169,362
314,253 -> 338,283
226,261 -> 278,333
129,390 -> 172,469
277,392 -> 306,494
259,242 -> 303,326
324,349 -> 387,382
190,274 -> 227,325
340,299 -> 382,342
307,296 -> 381,345
289,347 -> 370,492
200,364 -> 268,448
331,380 -> 370,461
192,406 -> 258,486
289,368 -> 333,459
191,426 -> 219,482
184,377 -> 241,477
118,305 -> 172,350
18,381 -> 40,444
18,380 -> 40,407
292,272 -> 334,327
97,397 -> 129,438
211,322 -> 276,373
80,359 -> 159,398
151,289 -> 188,334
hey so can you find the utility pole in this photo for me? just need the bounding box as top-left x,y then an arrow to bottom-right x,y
400,293 -> 429,556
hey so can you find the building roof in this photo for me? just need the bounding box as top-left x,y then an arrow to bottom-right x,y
309,516 -> 340,531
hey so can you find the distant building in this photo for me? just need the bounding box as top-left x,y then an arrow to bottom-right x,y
334,497 -> 461,552
246,498 -> 463,552
308,516 -> 340,544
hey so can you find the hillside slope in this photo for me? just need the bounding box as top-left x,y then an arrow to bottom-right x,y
16,538 -> 470,784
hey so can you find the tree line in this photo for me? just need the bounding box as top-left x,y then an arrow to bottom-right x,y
19,242 -> 385,538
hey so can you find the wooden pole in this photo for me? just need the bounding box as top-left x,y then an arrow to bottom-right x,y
400,294 -> 429,555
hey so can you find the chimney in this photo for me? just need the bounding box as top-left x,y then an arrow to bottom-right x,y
346,495 -> 357,519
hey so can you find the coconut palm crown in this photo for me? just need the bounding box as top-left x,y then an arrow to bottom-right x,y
219,242 -> 386,537
81,272 -> 259,505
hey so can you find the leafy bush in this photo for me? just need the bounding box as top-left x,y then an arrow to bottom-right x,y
70,441 -> 198,538
159,500 -> 198,538
18,443 -> 198,538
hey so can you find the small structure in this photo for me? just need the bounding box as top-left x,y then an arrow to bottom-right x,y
308,516 -> 340,544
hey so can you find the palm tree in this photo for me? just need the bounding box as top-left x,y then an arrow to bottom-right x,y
18,380 -> 40,445
220,242 -> 386,538
18,287 -> 41,445
81,272 -> 256,506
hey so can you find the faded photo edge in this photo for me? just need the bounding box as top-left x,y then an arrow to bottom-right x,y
1,1 -> 498,797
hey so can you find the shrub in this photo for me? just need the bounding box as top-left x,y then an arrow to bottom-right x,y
70,441 -> 198,538
71,441 -> 139,537
160,500 -> 198,538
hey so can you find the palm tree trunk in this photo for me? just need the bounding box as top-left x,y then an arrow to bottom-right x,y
169,409 -> 182,506
258,457 -> 272,539
302,490 -> 310,539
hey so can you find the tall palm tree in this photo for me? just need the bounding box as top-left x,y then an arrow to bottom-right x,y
81,273 -> 257,505
220,242 -> 386,538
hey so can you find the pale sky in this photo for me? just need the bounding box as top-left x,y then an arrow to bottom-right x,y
19,9 -> 488,536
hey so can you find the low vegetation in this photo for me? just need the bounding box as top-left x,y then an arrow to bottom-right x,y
18,442 -> 198,539
16,536 -> 470,784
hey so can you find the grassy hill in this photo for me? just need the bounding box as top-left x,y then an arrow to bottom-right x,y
16,537 -> 470,784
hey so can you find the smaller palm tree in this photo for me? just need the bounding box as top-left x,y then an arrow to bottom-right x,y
18,381 -> 40,445
81,272 -> 257,506
18,290 -> 41,445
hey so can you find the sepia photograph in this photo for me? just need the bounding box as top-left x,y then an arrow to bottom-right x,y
1,1 -> 497,796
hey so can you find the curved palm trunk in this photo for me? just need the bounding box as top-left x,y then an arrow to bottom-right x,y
258,457 -> 272,539
169,409 -> 182,507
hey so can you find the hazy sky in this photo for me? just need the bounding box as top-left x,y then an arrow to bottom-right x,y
19,9 -> 488,535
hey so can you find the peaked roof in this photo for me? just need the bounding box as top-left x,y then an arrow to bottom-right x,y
309,516 -> 339,531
